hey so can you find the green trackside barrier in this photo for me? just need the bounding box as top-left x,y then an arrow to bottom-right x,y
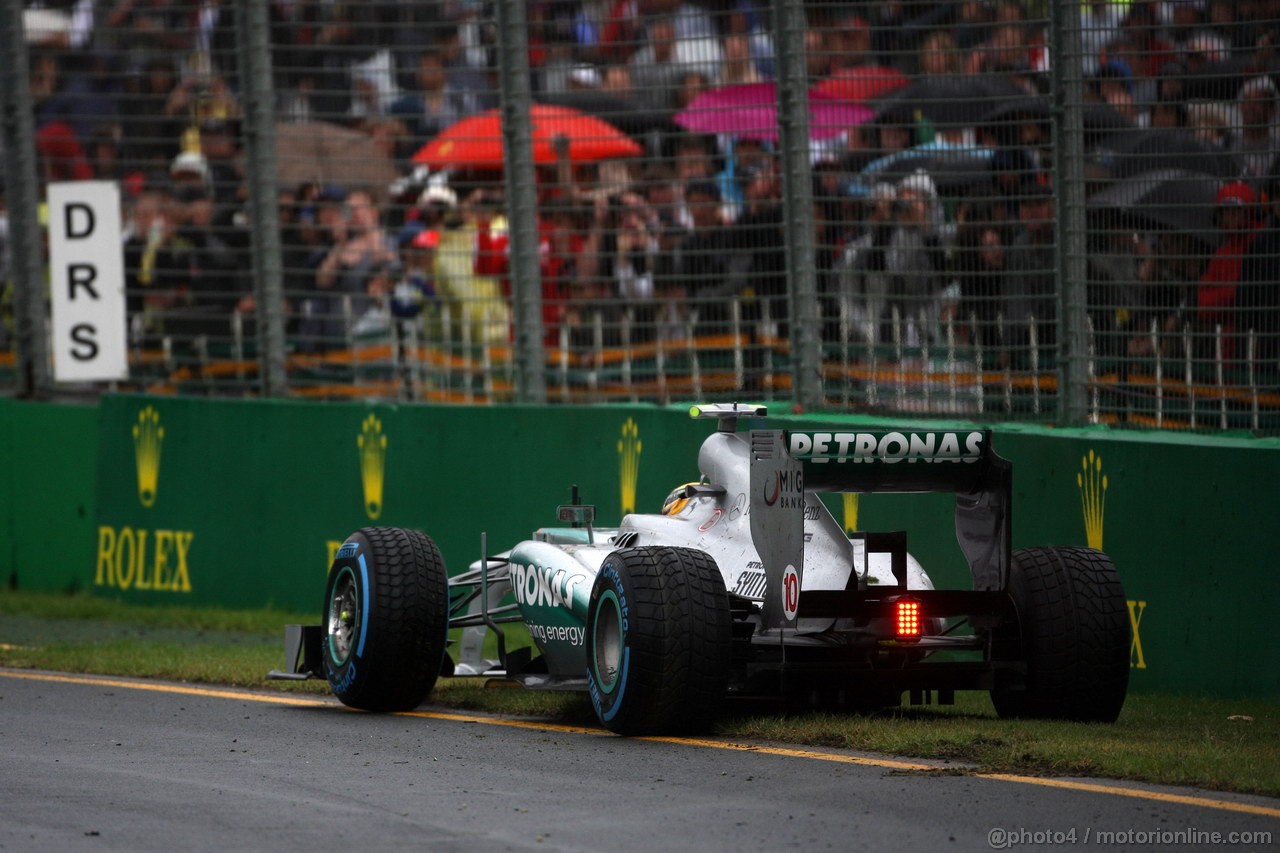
0,399 -> 99,593
0,393 -> 1276,700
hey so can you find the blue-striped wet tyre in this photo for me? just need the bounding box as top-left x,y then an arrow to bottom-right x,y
991,546 -> 1130,722
322,527 -> 449,712
585,547 -> 732,735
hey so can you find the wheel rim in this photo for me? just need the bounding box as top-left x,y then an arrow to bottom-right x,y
592,590 -> 624,694
328,566 -> 360,665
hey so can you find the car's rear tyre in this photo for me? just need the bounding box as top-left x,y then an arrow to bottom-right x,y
586,547 -> 732,735
323,527 -> 449,712
991,546 -> 1129,722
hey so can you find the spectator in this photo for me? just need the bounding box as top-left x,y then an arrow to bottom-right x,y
1086,227 -> 1149,358
803,24 -> 830,80
669,179 -> 739,341
950,216 -> 1010,353
295,185 -> 349,350
87,124 -> 145,195
1126,231 -> 1202,360
389,49 -> 480,155
433,189 -> 509,348
1149,98 -> 1189,130
122,188 -> 193,346
832,182 -> 896,345
196,118 -> 242,207
170,179 -> 240,340
1231,76 -> 1280,188
572,191 -> 658,346
101,0 -> 191,68
917,30 -> 962,77
350,261 -> 399,340
1004,181 -> 1057,368
119,56 -> 183,170
392,226 -> 441,330
29,49 -> 92,140
965,1 -> 1049,76
952,0 -> 996,51
295,1 -> 397,120
308,188 -> 399,349
716,137 -> 771,223
1239,182 -> 1280,373
164,68 -> 240,138
537,197 -> 586,348
1080,0 -> 1126,75
35,121 -> 93,184
735,149 -> 788,346
1197,181 -> 1264,361
886,171 -> 950,349
436,26 -> 497,111
828,15 -> 877,74
628,14 -> 723,111
1189,101 -> 1232,150
674,69 -> 712,111
719,32 -> 764,86
1091,59 -> 1139,122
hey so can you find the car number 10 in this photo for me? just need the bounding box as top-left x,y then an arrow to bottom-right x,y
782,565 -> 799,620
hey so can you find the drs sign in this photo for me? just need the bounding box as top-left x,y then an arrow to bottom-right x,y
48,181 -> 128,382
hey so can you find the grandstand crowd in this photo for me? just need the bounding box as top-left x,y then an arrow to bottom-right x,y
6,0 -> 1280,382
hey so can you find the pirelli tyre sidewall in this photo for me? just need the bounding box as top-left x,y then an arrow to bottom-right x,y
322,527 -> 450,712
586,555 -> 632,723
585,547 -> 732,736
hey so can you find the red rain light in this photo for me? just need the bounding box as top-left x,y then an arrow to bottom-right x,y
895,598 -> 922,640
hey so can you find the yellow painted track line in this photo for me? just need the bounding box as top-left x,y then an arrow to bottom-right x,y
976,774 -> 1280,819
3,670 -> 1277,819
0,670 -> 324,706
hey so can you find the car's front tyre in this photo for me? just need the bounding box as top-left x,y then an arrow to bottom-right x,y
323,527 -> 449,712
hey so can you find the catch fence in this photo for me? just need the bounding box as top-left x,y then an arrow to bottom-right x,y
2,1 -> 1278,432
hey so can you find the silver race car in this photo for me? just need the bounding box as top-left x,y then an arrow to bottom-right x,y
270,404 -> 1130,734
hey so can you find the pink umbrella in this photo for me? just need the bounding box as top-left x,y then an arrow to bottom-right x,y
674,83 -> 874,142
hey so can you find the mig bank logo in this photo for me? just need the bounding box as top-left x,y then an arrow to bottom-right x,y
1077,449 -> 1107,550
132,406 -> 164,507
618,418 -> 642,516
358,414 -> 387,519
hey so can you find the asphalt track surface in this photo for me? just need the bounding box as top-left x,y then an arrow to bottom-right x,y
1,670 -> 1277,853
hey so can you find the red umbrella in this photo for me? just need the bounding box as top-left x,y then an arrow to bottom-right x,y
412,104 -> 642,169
812,66 -> 910,103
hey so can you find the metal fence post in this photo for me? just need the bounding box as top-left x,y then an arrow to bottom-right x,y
235,0 -> 286,397
1,0 -> 49,397
495,0 -> 546,404
772,0 -> 821,410
1051,0 -> 1089,425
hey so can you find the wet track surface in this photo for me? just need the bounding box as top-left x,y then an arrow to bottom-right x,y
1,670 -> 1276,852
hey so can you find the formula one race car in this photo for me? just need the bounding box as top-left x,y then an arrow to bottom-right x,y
270,404 -> 1130,734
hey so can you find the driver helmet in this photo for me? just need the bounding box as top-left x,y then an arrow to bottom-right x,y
661,482 -> 702,516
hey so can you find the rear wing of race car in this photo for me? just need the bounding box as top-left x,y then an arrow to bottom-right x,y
745,424 -> 1011,631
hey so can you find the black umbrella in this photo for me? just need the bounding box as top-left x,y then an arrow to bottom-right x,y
539,90 -> 678,139
1086,168 -> 1222,248
1178,56 -> 1268,102
980,95 -> 1136,144
872,74 -> 1030,127
1091,129 -> 1238,180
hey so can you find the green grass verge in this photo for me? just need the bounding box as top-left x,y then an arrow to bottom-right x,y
1,590 -> 1277,798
